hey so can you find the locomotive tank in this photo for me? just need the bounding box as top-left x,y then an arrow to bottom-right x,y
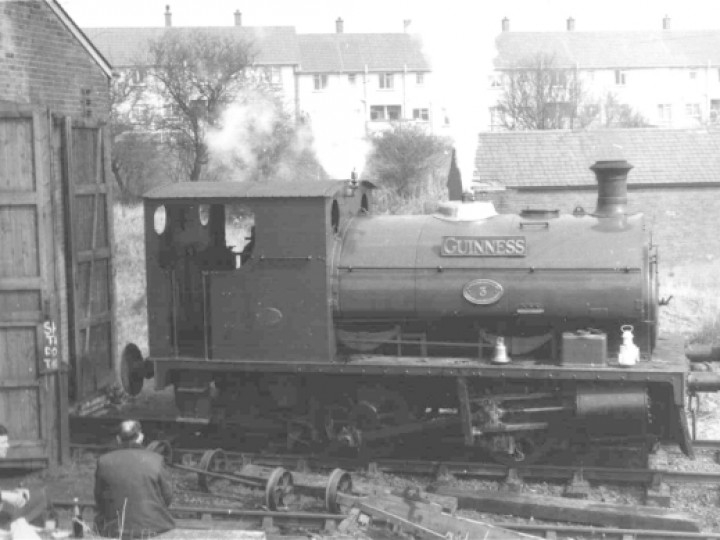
334,160 -> 658,356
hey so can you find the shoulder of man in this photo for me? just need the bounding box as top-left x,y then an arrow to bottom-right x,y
99,447 -> 160,465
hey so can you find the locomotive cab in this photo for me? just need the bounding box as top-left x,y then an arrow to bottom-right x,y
141,180 -> 372,382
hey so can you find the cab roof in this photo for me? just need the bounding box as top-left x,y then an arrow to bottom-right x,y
144,180 -> 351,201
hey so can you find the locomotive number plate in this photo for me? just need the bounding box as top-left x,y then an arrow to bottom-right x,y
441,236 -> 526,257
463,279 -> 504,305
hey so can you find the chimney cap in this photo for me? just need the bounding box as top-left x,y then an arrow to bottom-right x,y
165,4 -> 170,12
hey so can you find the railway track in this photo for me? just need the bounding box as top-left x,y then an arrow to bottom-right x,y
50,499 -> 720,540
69,441 -> 720,488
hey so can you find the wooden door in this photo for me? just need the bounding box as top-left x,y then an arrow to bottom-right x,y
0,105 -> 62,467
63,119 -> 117,401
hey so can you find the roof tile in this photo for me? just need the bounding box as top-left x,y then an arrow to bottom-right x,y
474,129 -> 720,187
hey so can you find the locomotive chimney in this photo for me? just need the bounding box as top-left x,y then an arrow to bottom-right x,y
590,160 -> 633,217
164,5 -> 172,27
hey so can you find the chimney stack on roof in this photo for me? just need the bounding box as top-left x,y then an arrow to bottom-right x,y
403,19 -> 412,32
234,10 -> 242,26
501,17 -> 510,32
567,17 -> 575,31
336,17 -> 344,33
663,15 -> 671,30
164,5 -> 172,27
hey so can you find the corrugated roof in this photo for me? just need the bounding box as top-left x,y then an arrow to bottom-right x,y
474,129 -> 720,187
144,180 -> 347,200
83,26 -> 300,67
495,31 -> 720,69
298,33 -> 430,72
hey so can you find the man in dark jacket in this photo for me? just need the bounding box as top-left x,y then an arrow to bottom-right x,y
94,420 -> 175,538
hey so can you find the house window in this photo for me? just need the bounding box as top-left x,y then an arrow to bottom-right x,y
689,71 -> 697,80
313,74 -> 328,91
686,103 -> 701,119
412,108 -> 429,121
348,74 -> 356,85
489,106 -> 503,129
164,103 -> 181,119
614,70 -> 626,86
379,73 -> 394,90
370,105 -> 401,121
263,67 -> 282,86
130,68 -> 147,86
416,73 -> 424,85
658,104 -> 672,122
711,100 -> 720,123
488,74 -> 502,87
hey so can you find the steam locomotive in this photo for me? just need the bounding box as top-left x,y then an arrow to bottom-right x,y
121,159 -> 719,463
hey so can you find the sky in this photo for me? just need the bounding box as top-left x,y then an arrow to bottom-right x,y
53,0 -> 720,180
56,0 -> 720,33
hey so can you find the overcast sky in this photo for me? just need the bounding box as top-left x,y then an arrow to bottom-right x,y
58,0 -> 720,33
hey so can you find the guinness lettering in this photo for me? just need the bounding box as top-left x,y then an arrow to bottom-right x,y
441,236 -> 527,257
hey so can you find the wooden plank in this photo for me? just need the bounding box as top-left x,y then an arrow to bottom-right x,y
33,110 -> 53,463
50,116 -> 70,465
337,491 -> 538,539
102,124 -> 118,389
76,247 -> 111,263
74,183 -> 108,195
0,278 -> 43,290
432,487 -> 701,532
0,192 -> 37,204
0,103 -> 38,116
63,117 -> 81,400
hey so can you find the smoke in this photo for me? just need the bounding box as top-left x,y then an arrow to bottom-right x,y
302,93 -> 372,180
415,8 -> 498,188
205,90 -> 280,180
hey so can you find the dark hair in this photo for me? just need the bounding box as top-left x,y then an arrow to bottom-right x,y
0,425 -> 8,437
118,420 -> 142,442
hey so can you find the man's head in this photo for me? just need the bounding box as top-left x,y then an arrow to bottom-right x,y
0,425 -> 9,458
117,420 -> 144,446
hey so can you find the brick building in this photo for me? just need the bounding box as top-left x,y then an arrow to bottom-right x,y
0,0 -> 112,117
473,129 -> 720,267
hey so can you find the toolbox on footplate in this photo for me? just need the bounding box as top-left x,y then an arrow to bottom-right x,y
561,330 -> 607,366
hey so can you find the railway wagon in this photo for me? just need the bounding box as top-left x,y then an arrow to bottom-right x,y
122,160 -> 720,464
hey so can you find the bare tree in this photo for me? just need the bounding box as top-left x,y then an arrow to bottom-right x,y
146,29 -> 257,181
602,93 -> 650,128
495,54 -> 596,130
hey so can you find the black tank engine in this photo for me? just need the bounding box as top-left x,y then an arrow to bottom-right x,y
121,160 -> 717,463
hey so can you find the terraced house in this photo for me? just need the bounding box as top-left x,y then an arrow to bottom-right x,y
84,9 -> 437,138
491,16 -> 720,129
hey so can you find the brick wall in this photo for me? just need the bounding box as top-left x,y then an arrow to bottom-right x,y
484,186 -> 720,268
0,1 -> 110,119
